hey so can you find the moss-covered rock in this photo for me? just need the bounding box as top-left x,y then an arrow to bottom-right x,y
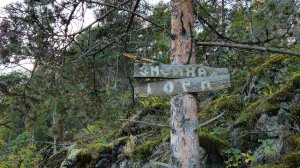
252,144 -> 300,168
235,75 -> 300,128
268,75 -> 300,103
80,142 -> 113,159
251,164 -> 286,168
198,132 -> 230,167
131,129 -> 169,160
284,135 -> 300,152
134,137 -> 164,159
61,148 -> 82,168
252,55 -> 288,75
234,99 -> 279,127
199,94 -> 244,122
199,132 -> 230,151
291,104 -> 300,121
282,152 -> 300,168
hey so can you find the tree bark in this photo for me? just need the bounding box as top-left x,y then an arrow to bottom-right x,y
170,0 -> 200,167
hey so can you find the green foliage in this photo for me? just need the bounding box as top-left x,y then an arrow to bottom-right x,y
133,129 -> 169,159
81,142 -> 113,159
256,139 -> 281,157
259,83 -> 277,97
200,125 -> 229,142
138,96 -> 168,110
224,148 -> 257,168
224,148 -> 243,168
0,132 -> 41,168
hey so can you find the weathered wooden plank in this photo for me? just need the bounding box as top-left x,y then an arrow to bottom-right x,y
134,63 -> 228,78
134,74 -> 230,97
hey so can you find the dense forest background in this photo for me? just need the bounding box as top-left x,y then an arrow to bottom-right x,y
0,0 -> 299,167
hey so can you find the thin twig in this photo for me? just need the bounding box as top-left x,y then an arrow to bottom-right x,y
119,119 -> 170,128
66,0 -> 131,36
119,112 -> 225,129
198,112 -> 225,128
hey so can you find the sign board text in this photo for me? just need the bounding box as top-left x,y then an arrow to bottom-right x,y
134,63 -> 228,78
134,74 -> 230,97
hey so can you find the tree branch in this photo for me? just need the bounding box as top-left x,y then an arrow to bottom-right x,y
198,112 -> 225,128
196,41 -> 300,56
66,0 -> 131,36
0,121 -> 13,130
123,53 -> 157,63
89,0 -> 172,36
125,0 -> 141,33
119,119 -> 170,128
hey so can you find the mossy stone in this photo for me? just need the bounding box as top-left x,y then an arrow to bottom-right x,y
199,94 -> 243,122
234,100 -> 279,127
198,132 -> 230,152
81,143 -> 113,159
291,104 -> 300,121
251,164 -> 286,168
284,135 -> 300,151
133,130 -> 169,159
252,55 -> 288,75
282,152 -> 300,167
268,75 -> 300,103
235,75 -> 300,127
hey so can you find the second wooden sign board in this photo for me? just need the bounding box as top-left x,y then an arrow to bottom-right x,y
133,63 -> 231,97
134,75 -> 230,97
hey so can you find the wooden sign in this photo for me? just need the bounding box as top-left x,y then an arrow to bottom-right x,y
134,74 -> 230,97
134,63 -> 228,78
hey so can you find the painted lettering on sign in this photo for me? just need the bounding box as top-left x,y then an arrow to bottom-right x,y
146,80 -> 212,95
134,75 -> 231,97
163,81 -> 174,94
134,63 -> 228,78
181,80 -> 191,92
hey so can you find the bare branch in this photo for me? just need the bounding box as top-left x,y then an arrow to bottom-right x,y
125,0 -> 141,33
0,121 -> 13,130
119,119 -> 170,128
196,41 -> 300,56
198,112 -> 225,128
66,0 -> 131,36
123,53 -> 157,63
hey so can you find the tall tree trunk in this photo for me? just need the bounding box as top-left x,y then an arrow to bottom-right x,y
170,0 -> 200,167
